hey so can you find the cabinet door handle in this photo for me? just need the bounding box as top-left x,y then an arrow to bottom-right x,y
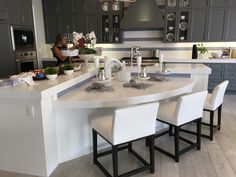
10,26 -> 15,51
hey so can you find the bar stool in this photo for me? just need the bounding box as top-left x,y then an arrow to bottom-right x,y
181,80 -> 229,141
92,102 -> 159,177
154,91 -> 207,162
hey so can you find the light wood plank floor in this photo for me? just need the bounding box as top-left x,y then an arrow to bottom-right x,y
1,95 -> 236,177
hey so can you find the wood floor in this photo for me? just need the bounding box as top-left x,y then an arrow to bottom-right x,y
1,94 -> 236,177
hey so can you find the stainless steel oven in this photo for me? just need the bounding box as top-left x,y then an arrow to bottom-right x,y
16,51 -> 38,73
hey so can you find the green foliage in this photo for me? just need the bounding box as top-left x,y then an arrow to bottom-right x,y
79,48 -> 97,54
99,67 -> 105,70
63,64 -> 74,71
44,67 -> 59,75
197,43 -> 208,54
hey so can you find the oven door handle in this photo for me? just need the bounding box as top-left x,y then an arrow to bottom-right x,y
10,26 -> 16,51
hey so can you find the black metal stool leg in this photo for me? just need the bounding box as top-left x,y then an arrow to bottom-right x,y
210,111 -> 214,141
149,136 -> 155,173
174,126 -> 180,162
128,142 -> 132,152
218,105 -> 222,131
112,145 -> 118,177
92,129 -> 98,164
169,125 -> 173,136
197,118 -> 202,150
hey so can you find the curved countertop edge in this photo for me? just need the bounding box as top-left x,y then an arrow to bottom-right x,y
54,80 -> 196,109
0,68 -> 96,100
164,58 -> 236,63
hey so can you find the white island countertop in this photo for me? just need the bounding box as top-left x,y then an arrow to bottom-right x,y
164,58 -> 236,63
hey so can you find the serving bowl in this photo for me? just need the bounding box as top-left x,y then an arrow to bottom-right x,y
46,74 -> 58,80
64,70 -> 74,75
211,52 -> 222,58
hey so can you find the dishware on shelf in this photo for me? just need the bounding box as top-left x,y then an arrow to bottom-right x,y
166,33 -> 175,41
112,1 -> 120,11
167,12 -> 176,21
180,36 -> 185,41
179,22 -> 188,31
180,15 -> 186,20
168,26 -> 174,31
167,0 -> 177,7
102,2 -> 109,11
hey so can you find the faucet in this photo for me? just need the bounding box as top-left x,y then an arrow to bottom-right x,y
130,46 -> 140,67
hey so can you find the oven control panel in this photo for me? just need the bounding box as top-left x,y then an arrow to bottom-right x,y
16,51 -> 36,60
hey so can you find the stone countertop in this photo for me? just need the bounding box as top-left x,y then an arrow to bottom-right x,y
164,58 -> 236,63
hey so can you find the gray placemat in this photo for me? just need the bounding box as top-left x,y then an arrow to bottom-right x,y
85,83 -> 114,92
123,79 -> 152,90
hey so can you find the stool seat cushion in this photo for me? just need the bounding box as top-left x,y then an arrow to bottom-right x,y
157,101 -> 177,125
92,114 -> 113,143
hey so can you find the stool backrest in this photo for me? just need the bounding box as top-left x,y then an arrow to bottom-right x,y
210,80 -> 229,110
112,102 -> 159,145
175,91 -> 207,126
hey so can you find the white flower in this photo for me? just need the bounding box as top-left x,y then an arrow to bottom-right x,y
72,31 -> 97,48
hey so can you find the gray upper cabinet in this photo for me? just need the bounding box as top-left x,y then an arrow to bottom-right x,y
58,14 -> 75,33
43,14 -> 59,43
190,9 -> 208,41
192,0 -> 209,8
210,0 -> 228,7
7,0 -> 33,26
43,0 -> 58,14
57,0 -> 73,13
84,0 -> 100,13
225,8 -> 236,41
0,0 -> 8,22
86,14 -> 101,41
207,8 -> 227,41
0,23 -> 17,78
228,0 -> 236,7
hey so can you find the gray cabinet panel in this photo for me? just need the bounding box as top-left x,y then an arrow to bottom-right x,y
210,0 -> 227,7
192,0 -> 209,8
0,0 -> 8,22
58,14 -> 75,33
225,8 -> 236,41
207,8 -> 226,41
57,0 -> 73,13
228,0 -> 236,7
74,15 -> 87,34
42,0 -> 58,14
44,14 -> 59,43
19,0 -> 33,26
6,0 -> 20,24
86,14 -> 101,42
0,23 -> 16,78
73,0 -> 84,14
190,9 -> 207,41
84,0 -> 100,13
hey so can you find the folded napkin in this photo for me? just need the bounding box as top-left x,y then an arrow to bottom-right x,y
123,79 -> 152,90
10,72 -> 35,86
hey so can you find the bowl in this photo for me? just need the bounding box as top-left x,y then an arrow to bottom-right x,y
64,70 -> 74,75
211,52 -> 222,58
46,74 -> 58,80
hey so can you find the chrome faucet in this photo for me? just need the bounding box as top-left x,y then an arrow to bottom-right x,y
130,46 -> 140,67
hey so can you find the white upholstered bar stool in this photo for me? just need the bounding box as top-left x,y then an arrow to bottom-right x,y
92,102 -> 159,177
182,80 -> 229,141
155,91 -> 207,162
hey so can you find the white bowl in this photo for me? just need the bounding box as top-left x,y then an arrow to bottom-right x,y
211,52 -> 222,58
64,70 -> 74,75
46,74 -> 58,80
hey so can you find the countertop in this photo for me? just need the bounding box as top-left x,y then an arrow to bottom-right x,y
164,58 -> 236,63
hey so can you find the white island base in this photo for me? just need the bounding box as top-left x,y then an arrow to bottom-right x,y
0,64 -> 211,177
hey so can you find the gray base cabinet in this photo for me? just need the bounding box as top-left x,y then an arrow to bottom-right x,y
205,63 -> 236,92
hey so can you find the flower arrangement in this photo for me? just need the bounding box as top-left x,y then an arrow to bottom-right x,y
72,31 -> 97,54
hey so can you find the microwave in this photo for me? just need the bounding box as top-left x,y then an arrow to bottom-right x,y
12,27 -> 35,50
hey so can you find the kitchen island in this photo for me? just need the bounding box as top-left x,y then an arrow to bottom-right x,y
0,64 -> 210,177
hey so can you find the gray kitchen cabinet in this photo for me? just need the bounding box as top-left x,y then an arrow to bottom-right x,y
210,0 -> 227,7
57,0 -> 74,13
192,0 -> 209,8
0,23 -> 17,78
207,8 -> 227,41
86,14 -> 101,42
58,14 -> 75,34
43,14 -> 59,43
7,0 -> 33,26
84,0 -> 100,13
205,63 -> 236,92
42,0 -> 58,14
190,9 -> 208,41
0,0 -> 8,22
225,8 -> 236,41
228,0 -> 236,7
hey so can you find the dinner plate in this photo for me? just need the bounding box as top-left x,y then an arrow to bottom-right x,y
166,33 -> 175,41
167,12 -> 176,21
179,22 -> 188,31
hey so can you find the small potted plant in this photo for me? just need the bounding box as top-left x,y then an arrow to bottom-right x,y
44,67 -> 59,80
63,64 -> 74,75
197,43 -> 208,59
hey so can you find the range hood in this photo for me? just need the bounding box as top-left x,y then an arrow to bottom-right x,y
120,0 -> 163,30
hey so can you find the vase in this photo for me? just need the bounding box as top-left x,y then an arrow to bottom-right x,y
198,53 -> 208,59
